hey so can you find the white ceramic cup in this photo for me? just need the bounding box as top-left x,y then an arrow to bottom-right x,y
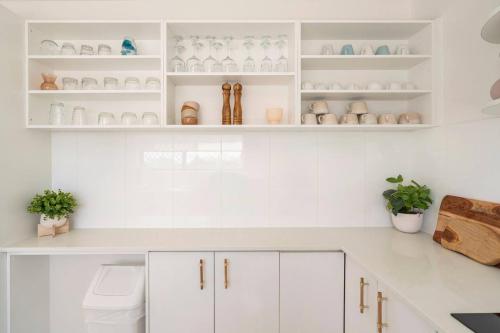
398,112 -> 421,124
360,45 -> 375,55
359,113 -> 378,125
339,113 -> 359,125
266,107 -> 284,125
346,101 -> 368,114
318,113 -> 338,125
301,81 -> 314,90
387,82 -> 403,90
142,112 -> 159,125
378,113 -> 398,124
367,81 -> 384,90
308,100 -> 329,114
301,113 -> 318,125
395,45 -> 410,55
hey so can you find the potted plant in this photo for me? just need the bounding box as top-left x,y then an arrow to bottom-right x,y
382,175 -> 432,233
27,189 -> 78,228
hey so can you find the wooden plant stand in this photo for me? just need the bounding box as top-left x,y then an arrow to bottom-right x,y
37,221 -> 69,238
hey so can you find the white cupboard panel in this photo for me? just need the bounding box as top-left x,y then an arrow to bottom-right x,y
214,252 -> 279,333
280,252 -> 344,333
149,252 -> 214,333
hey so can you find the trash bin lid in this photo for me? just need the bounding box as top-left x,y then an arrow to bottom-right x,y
83,265 -> 145,311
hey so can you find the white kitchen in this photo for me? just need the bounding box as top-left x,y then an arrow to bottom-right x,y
0,1 -> 499,333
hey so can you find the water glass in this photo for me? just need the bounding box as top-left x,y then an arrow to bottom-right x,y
62,77 -> 78,90
82,77 -> 98,90
49,103 -> 65,125
145,77 -> 161,90
60,42 -> 76,55
40,40 -> 59,55
104,77 -> 119,90
98,44 -> 112,56
72,106 -> 87,125
125,77 -> 140,90
121,112 -> 138,125
80,44 -> 95,55
98,112 -> 115,126
321,44 -> 334,55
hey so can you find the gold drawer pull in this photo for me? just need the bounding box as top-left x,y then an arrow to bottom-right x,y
377,292 -> 388,333
199,259 -> 204,290
359,277 -> 369,313
224,258 -> 229,289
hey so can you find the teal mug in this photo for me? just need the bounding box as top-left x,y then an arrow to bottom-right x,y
340,44 -> 354,55
375,45 -> 391,55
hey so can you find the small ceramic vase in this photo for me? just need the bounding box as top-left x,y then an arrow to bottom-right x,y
121,36 -> 138,55
40,73 -> 58,90
490,79 -> 500,100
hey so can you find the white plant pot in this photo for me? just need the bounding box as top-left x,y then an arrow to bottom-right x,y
40,215 -> 67,228
390,213 -> 423,233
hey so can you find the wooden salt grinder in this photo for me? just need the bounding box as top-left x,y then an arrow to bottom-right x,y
222,82 -> 232,125
233,82 -> 243,125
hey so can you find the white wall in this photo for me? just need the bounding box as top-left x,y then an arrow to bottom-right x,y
0,6 -> 51,246
411,0 -> 500,233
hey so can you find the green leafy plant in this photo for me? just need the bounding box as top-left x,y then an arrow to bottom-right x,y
27,189 -> 77,220
382,175 -> 432,216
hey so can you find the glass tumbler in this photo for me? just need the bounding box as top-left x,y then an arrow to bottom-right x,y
121,112 -> 138,125
80,44 -> 95,55
124,77 -> 140,90
49,102 -> 65,125
72,106 -> 87,125
98,44 -> 112,56
142,112 -> 159,125
104,77 -> 119,90
40,40 -> 59,55
62,77 -> 78,90
82,77 -> 98,90
98,112 -> 116,126
61,42 -> 77,55
145,77 -> 161,90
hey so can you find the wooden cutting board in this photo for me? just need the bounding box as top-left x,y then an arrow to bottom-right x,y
433,195 -> 500,267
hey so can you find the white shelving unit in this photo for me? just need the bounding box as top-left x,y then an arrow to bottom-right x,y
25,20 -> 438,130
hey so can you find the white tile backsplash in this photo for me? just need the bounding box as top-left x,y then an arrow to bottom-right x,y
52,131 -> 423,228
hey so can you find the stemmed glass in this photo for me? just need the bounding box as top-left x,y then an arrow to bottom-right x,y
186,35 -> 204,72
170,36 -> 186,72
242,36 -> 256,72
260,35 -> 273,72
211,40 -> 224,72
274,34 -> 288,72
203,36 -> 218,72
222,36 -> 238,72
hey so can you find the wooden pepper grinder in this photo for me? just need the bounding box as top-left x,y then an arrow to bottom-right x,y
222,82 -> 232,125
233,82 -> 243,125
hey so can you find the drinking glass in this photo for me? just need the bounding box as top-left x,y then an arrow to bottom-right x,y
98,44 -> 112,56
80,44 -> 94,55
81,77 -> 98,90
104,77 -> 119,90
72,106 -> 87,125
62,77 -> 78,90
274,34 -> 288,72
49,102 -> 65,125
186,36 -> 204,72
242,36 -> 256,72
40,40 -> 59,55
98,112 -> 115,126
170,35 -> 186,72
211,41 -> 224,72
203,36 -> 218,72
222,36 -> 238,72
260,35 -> 273,72
145,77 -> 161,90
60,42 -> 76,55
142,112 -> 159,125
121,112 -> 138,125
125,77 -> 140,90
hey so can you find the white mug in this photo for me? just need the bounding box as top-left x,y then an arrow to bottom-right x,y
359,113 -> 378,125
395,45 -> 410,55
387,82 -> 403,91
346,101 -> 368,114
318,113 -> 338,125
399,112 -> 421,124
308,100 -> 329,114
367,81 -> 384,90
301,113 -> 317,125
339,113 -> 359,125
360,45 -> 375,55
378,113 -> 397,125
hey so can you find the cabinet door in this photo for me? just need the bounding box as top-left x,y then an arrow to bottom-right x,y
280,252 -> 344,333
214,252 -> 279,333
345,256 -> 377,333
377,281 -> 437,333
149,252 -> 214,333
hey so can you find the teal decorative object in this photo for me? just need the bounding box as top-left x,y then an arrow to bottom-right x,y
375,45 -> 391,55
121,36 -> 137,55
340,44 -> 354,55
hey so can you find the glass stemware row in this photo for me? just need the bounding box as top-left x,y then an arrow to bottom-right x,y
170,35 -> 288,73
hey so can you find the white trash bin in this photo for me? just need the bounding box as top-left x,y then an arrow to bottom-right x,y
83,265 -> 145,333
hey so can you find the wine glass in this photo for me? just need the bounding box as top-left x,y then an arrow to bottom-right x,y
274,34 -> 288,72
186,35 -> 204,72
211,40 -> 224,72
222,36 -> 238,72
203,36 -> 218,72
260,35 -> 273,72
170,35 -> 186,72
243,35 -> 256,72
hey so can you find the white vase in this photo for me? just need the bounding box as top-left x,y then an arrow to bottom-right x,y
390,213 -> 423,233
40,215 -> 67,228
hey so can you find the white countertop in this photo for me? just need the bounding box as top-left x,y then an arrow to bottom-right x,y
2,227 -> 499,333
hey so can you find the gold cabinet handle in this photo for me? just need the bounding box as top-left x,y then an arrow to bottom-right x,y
199,259 -> 204,290
224,258 -> 229,289
377,292 -> 388,333
359,277 -> 369,313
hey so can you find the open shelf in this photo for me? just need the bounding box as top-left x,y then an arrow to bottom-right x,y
301,90 -> 431,101
301,55 -> 432,70
166,72 -> 295,85
29,90 -> 160,95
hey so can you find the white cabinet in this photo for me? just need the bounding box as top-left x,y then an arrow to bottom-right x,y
214,252 -> 279,333
149,252 -> 214,333
280,252 -> 344,333
345,256 -> 437,333
345,256 -> 377,333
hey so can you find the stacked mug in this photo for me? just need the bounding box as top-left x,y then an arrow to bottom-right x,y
302,101 -> 337,125
181,101 -> 199,125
